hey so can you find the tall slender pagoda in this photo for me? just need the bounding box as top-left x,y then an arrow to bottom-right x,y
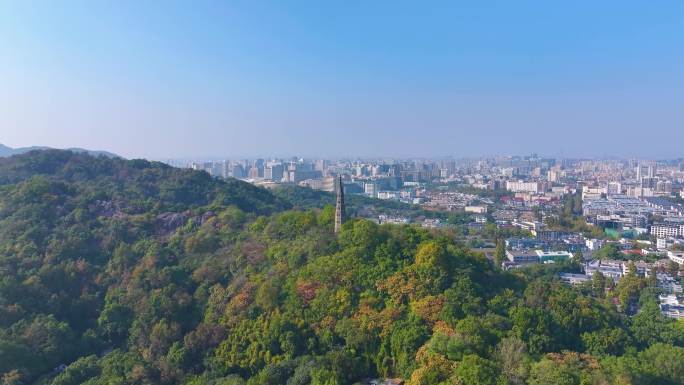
334,175 -> 345,233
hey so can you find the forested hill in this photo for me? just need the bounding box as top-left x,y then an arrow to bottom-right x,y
0,144 -> 120,159
0,150 -> 287,214
1,151 -> 684,385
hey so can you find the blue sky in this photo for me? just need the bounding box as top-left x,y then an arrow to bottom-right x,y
1,1 -> 683,159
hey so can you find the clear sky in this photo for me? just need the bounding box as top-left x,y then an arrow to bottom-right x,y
1,1 -> 683,159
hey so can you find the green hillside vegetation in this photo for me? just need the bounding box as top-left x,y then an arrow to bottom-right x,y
0,151 -> 683,385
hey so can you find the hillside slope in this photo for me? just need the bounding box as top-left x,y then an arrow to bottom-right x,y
0,150 -> 287,213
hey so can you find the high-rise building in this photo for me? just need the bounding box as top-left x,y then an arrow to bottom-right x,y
314,159 -> 327,173
264,164 -> 284,181
636,162 -> 657,179
322,176 -> 336,192
364,182 -> 377,197
231,163 -> 245,178
640,177 -> 655,189
212,161 -> 225,178
636,164 -> 646,179
223,161 -> 231,178
607,182 -> 622,195
248,166 -> 260,179
547,169 -> 565,183
656,180 -> 673,193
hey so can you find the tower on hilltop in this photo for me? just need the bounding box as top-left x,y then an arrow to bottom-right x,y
334,175 -> 345,233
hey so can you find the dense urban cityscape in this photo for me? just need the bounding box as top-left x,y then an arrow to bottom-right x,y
167,155 -> 684,318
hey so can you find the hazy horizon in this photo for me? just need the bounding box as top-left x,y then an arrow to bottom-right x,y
3,142 -> 683,163
2,1 -> 683,159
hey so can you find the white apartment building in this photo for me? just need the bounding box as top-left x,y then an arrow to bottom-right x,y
668,251 -> 684,265
651,224 -> 683,239
506,181 -> 544,194
582,186 -> 607,201
657,238 -> 669,250
465,205 -> 488,214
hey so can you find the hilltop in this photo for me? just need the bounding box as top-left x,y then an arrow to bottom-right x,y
0,143 -> 120,159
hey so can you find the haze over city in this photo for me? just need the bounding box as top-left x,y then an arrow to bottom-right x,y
2,1 -> 683,159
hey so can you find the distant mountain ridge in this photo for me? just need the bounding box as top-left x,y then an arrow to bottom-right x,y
0,143 -> 120,158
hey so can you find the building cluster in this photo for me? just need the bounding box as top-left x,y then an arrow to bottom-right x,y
555,248 -> 684,319
183,158 -> 327,186
504,249 -> 574,268
167,156 -> 683,223
560,259 -> 681,288
175,158 -> 425,204
167,155 -> 563,204
168,155 -> 684,318
420,191 -> 490,211
581,169 -> 684,246
499,161 -> 684,320
166,156 -> 684,244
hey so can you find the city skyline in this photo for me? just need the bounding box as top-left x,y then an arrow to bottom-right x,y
1,142 -> 683,164
2,1 -> 684,159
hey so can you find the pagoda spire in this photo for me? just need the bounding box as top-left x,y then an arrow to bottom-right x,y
334,175 -> 345,233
